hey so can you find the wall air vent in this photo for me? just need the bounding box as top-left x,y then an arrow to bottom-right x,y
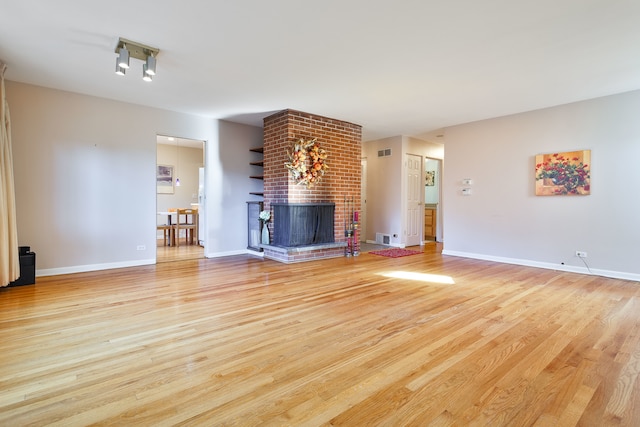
377,148 -> 392,157
376,233 -> 391,245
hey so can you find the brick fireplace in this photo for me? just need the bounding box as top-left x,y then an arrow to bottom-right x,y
262,109 -> 362,263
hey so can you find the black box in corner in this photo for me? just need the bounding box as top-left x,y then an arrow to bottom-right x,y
9,246 -> 36,287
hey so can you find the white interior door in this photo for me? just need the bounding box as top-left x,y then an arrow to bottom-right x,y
405,153 -> 422,247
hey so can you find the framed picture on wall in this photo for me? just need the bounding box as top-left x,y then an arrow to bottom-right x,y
425,170 -> 435,186
157,164 -> 174,194
535,150 -> 591,196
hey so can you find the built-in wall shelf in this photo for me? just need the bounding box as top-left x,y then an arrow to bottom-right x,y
247,201 -> 264,252
249,147 -> 264,197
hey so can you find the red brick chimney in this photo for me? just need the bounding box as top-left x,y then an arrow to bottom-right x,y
262,109 -> 362,262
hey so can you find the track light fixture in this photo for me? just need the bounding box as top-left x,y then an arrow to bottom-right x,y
114,37 -> 159,81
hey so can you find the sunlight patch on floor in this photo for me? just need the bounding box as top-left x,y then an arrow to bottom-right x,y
378,270 -> 455,285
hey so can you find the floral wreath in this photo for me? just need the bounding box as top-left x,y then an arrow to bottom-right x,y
284,138 -> 329,188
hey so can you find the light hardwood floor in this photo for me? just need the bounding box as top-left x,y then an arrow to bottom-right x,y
1,244 -> 639,426
156,238 -> 204,264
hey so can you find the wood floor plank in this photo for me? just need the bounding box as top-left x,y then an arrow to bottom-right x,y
1,244 -> 639,426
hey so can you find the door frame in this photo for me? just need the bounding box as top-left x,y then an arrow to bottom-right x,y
423,156 -> 442,243
155,135 -> 206,262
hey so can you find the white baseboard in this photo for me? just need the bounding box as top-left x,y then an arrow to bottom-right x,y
441,250 -> 640,282
204,249 -> 257,258
37,259 -> 156,277
365,239 -> 403,248
36,249 -> 265,277
39,250 -> 636,283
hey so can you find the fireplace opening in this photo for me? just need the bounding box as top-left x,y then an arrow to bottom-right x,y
272,203 -> 335,247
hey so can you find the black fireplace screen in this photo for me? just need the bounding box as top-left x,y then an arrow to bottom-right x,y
272,203 -> 335,247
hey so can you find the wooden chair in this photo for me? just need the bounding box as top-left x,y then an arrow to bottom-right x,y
175,208 -> 198,246
157,224 -> 174,246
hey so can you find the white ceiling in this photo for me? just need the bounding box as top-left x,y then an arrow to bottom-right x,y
1,0 -> 639,141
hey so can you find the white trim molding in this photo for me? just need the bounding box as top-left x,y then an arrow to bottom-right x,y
441,250 -> 640,282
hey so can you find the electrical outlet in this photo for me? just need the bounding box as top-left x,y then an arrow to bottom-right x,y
575,251 -> 587,258
137,245 -> 146,251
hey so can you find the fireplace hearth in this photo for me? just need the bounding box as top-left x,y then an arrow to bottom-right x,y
272,203 -> 335,247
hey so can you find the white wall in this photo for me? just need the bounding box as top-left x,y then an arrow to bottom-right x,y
204,120 -> 263,258
363,136 -> 403,245
7,81 -> 261,274
443,90 -> 640,281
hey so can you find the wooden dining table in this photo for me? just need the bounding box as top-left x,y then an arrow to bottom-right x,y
157,211 -> 177,225
157,210 -> 199,246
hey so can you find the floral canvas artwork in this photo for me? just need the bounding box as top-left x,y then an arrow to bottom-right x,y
535,150 -> 591,196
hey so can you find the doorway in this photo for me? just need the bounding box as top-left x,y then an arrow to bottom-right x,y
424,157 -> 441,243
156,135 -> 205,263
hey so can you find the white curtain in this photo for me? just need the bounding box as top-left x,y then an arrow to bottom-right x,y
0,62 -> 20,287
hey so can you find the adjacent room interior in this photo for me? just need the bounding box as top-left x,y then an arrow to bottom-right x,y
155,135 -> 205,263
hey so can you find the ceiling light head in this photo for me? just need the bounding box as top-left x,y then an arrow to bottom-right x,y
115,58 -> 126,76
117,45 -> 130,69
142,64 -> 153,81
145,54 -> 156,76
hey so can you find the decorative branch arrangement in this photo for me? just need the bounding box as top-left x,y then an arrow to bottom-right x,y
344,196 -> 360,257
284,138 -> 329,189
